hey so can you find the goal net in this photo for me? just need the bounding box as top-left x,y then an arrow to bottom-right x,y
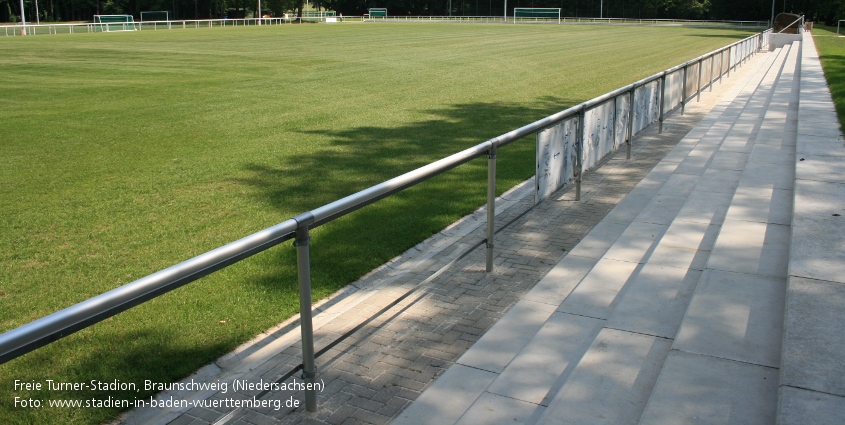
93,15 -> 137,32
513,8 -> 561,24
140,11 -> 170,22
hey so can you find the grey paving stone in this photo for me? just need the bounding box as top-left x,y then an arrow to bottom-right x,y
792,180 -> 845,218
565,221 -> 629,259
633,194 -> 689,225
781,277 -> 845,397
739,159 -> 795,190
797,125 -> 843,139
795,134 -> 845,157
456,300 -> 556,374
649,221 -> 719,272
777,386 -> 845,425
558,258 -> 642,319
485,313 -> 604,405
537,328 -> 671,425
455,392 -> 543,425
640,351 -> 779,425
523,255 -> 597,306
601,194 -> 652,226
391,365 -> 496,425
674,269 -> 785,367
725,186 -> 793,225
706,219 -> 790,279
674,189 -> 733,224
748,144 -> 795,164
709,150 -> 749,170
602,221 -> 669,263
796,110 -> 840,124
694,168 -> 742,194
607,264 -> 702,339
789,216 -> 845,284
674,146 -> 717,175
656,173 -> 700,197
795,153 -> 845,183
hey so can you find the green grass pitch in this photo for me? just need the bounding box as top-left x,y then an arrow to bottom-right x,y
0,23 -> 753,424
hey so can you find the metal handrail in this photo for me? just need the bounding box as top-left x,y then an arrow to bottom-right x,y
0,31 -> 766,413
777,15 -> 805,34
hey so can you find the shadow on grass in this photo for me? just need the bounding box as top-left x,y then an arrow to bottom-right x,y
0,97 -> 580,425
236,96 -> 579,295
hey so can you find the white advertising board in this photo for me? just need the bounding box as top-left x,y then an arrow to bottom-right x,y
632,80 -> 660,135
583,100 -> 616,170
536,117 -> 578,201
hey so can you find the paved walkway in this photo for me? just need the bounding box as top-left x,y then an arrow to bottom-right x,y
121,33 -> 844,425
777,33 -> 845,423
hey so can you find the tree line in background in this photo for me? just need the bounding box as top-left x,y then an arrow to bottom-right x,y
1,0 -> 842,28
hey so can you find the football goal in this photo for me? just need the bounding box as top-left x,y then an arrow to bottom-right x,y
513,8 -> 561,24
140,11 -> 170,22
93,14 -> 137,32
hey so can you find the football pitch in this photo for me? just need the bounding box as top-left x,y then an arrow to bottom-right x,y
1,23 -> 754,424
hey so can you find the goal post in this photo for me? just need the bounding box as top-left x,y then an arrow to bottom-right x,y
140,11 -> 170,22
513,8 -> 561,24
93,14 -> 137,32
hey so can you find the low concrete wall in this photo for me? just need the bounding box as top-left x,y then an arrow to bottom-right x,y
770,33 -> 803,51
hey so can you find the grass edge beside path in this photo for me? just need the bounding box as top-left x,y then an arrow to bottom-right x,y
812,26 -> 845,131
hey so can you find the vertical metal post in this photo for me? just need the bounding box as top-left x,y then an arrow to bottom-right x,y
681,66 -> 687,115
625,87 -> 637,159
720,50 -> 725,84
294,217 -> 318,413
710,54 -> 715,92
659,74 -> 666,134
576,108 -> 584,201
697,58 -> 703,102
727,46 -> 732,78
486,143 -> 497,273
732,44 -> 738,72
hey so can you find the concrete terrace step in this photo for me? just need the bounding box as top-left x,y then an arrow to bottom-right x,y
638,40 -> 799,425
394,43 -> 799,425
545,42 -> 798,425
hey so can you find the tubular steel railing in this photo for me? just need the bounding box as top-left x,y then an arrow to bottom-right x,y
0,30 -> 769,412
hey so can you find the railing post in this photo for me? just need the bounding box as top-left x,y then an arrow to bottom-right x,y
659,73 -> 666,133
710,54 -> 715,92
727,46 -> 732,78
486,143 -> 497,273
681,65 -> 687,115
697,58 -> 703,102
627,87 -> 634,160
576,108 -> 585,201
294,216 -> 318,413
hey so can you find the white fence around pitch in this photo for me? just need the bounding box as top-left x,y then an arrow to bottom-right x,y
2,16 -> 769,36
1,18 -> 289,36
